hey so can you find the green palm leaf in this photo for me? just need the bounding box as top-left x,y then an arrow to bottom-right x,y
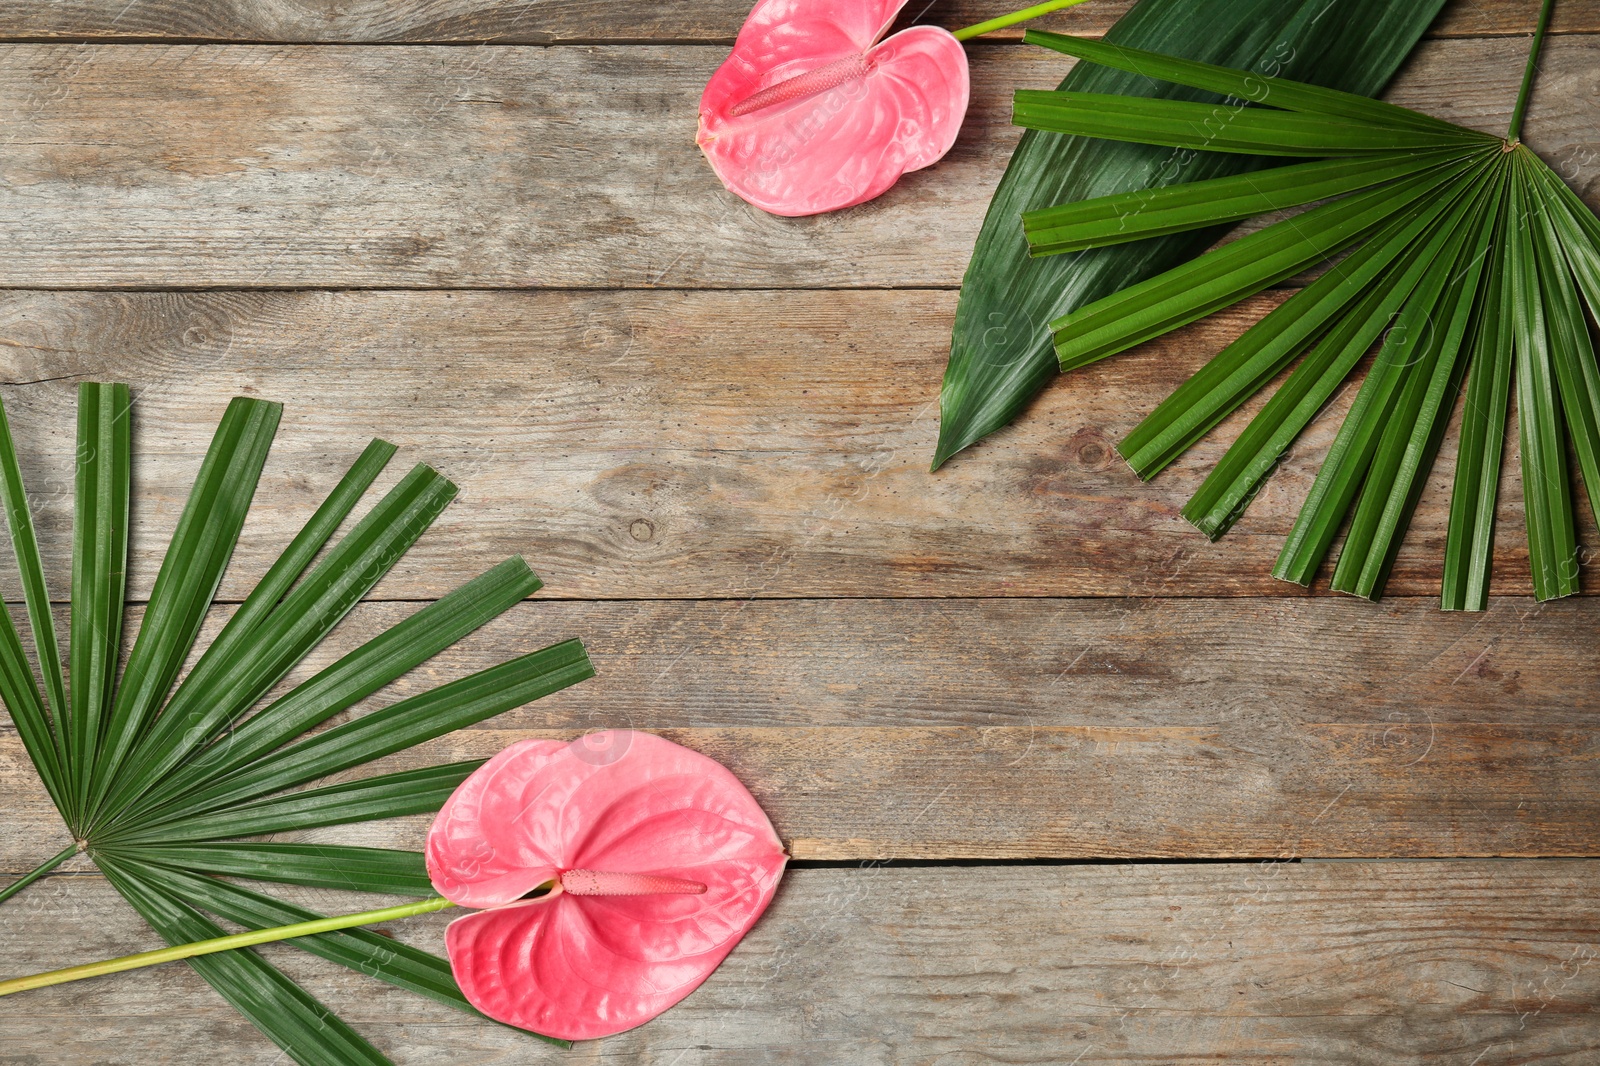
100,843 -> 434,894
1121,166 -> 1489,481
1022,28 -> 1473,133
1441,237 -> 1515,611
1021,149 -> 1471,256
86,396 -> 282,821
1012,90 -> 1482,156
1050,164 -> 1474,371
106,855 -> 521,1032
936,0 -> 1451,468
101,858 -> 395,1066
1007,1 -> 1598,606
112,762 -> 486,844
0,387 -> 590,1060
69,382 -> 132,822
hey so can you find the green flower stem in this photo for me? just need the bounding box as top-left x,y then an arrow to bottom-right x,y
953,0 -> 1093,42
1508,0 -> 1557,143
0,843 -> 80,906
0,895 -> 455,997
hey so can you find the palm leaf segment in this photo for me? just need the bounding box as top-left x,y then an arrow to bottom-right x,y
1017,29 -> 1600,609
0,384 -> 592,1060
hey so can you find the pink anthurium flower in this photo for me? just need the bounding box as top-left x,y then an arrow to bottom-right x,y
425,730 -> 787,1041
697,0 -> 1090,216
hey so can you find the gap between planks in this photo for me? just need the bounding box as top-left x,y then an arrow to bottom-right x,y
1,863 -> 1596,1064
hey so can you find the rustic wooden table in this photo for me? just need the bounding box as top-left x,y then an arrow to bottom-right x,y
1,1 -> 1597,1062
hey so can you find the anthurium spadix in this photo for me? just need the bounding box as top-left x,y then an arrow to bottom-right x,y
428,731 -> 788,1040
1,732 -> 786,1048
697,0 -> 1094,216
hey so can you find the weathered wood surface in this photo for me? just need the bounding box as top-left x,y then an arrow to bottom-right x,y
4,593 -> 1598,864
1,864 -> 1596,1063
1,0 -> 1596,1060
0,0 -> 1593,43
9,718 -> 1599,861
0,36 -> 1593,290
2,290 -> 1595,600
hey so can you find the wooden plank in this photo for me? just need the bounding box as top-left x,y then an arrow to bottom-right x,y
0,36 -> 1592,289
0,863 -> 1595,1062
1,290 -> 1592,600
7,721 -> 1596,861
16,595 -> 1588,732
0,0 -> 1591,43
3,595 -> 1598,863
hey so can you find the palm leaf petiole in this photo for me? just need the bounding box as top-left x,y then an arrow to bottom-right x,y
0,843 -> 79,906
1508,0 -> 1558,143
0,893 -> 455,997
950,0 -> 1093,41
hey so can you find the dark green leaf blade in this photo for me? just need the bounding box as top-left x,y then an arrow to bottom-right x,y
1328,176 -> 1501,599
166,639 -> 592,819
99,858 -> 394,1066
159,438 -> 399,708
1052,167 -> 1453,372
0,394 -> 66,733
1023,29 -> 1481,135
126,556 -> 541,822
1442,237 -> 1513,611
103,843 -> 433,895
110,762 -> 484,844
90,439 -> 396,833
1522,154 -> 1600,543
85,397 -> 282,825
1183,230 -> 1443,540
1121,153 -> 1488,480
1022,149 -> 1472,257
1012,90 -> 1476,156
1506,160 -> 1580,600
96,462 -> 457,827
0,601 -> 64,817
1273,163 -> 1498,586
0,397 -> 68,812
1528,154 -> 1600,313
937,0 -> 1450,468
69,382 -> 132,824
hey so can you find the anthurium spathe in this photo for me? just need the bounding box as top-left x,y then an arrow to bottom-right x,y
427,731 -> 788,1040
697,0 -> 968,216
1,730 -> 787,1049
698,0 -> 1091,216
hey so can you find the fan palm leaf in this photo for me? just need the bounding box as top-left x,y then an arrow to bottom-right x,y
1012,1 -> 1597,608
935,0 -> 1452,468
0,384 -> 592,1060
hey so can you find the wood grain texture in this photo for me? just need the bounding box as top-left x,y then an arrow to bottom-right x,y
0,0 -> 1591,43
5,590 -> 1599,861
1,289 -> 1593,600
8,720 -> 1597,861
1,863 -> 1596,1063
0,36 -> 1593,289
0,1 -> 1594,1059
